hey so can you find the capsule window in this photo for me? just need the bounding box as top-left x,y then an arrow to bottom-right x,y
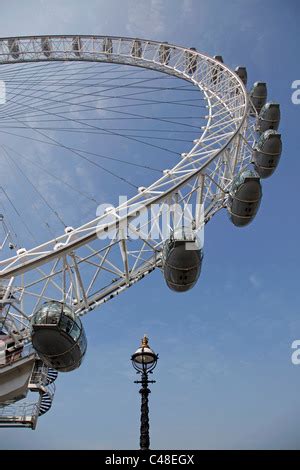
70,322 -> 81,341
78,331 -> 87,354
35,307 -> 48,324
59,315 -> 73,334
65,320 -> 73,334
59,316 -> 68,332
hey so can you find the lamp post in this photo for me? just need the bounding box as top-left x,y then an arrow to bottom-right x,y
131,335 -> 158,451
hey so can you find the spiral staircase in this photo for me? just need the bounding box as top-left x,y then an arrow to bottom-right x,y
0,354 -> 58,429
37,365 -> 58,417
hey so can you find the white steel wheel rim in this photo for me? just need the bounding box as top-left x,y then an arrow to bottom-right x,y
0,35 -> 249,328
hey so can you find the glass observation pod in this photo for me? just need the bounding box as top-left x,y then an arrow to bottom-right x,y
253,130 -> 282,179
257,102 -> 281,133
212,55 -> 223,85
41,37 -> 52,58
8,38 -> 20,59
185,47 -> 197,75
131,39 -> 142,58
227,169 -> 262,227
31,301 -> 87,372
159,42 -> 171,65
103,37 -> 113,54
250,82 -> 267,115
235,66 -> 248,86
72,36 -> 82,57
162,227 -> 203,292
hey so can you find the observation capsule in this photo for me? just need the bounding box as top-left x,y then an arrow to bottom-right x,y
227,170 -> 262,227
186,47 -> 197,75
103,37 -> 113,54
250,82 -> 267,114
162,229 -> 203,292
159,42 -> 171,65
131,39 -> 142,58
257,102 -> 280,133
72,36 -> 82,57
8,38 -> 20,59
212,55 -> 223,84
253,130 -> 282,178
41,37 -> 52,58
235,66 -> 247,86
31,301 -> 87,372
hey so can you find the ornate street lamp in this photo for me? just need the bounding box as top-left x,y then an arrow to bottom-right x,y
131,335 -> 158,451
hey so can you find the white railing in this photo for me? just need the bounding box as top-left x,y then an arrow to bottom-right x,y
0,402 -> 39,427
0,342 -> 35,368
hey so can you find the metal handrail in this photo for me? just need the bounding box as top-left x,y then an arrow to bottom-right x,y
30,361 -> 48,383
29,362 -> 56,397
0,402 -> 39,419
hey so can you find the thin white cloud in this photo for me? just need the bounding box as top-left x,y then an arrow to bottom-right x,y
249,273 -> 262,289
181,0 -> 193,17
126,0 -> 166,37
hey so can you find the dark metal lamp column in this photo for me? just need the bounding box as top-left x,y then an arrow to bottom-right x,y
131,335 -> 158,451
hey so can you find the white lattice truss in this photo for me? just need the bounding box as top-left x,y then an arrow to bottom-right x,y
0,36 -> 258,338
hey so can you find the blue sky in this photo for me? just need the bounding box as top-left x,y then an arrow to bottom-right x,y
0,0 -> 300,449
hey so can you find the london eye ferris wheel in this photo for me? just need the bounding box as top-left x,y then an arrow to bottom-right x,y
0,35 -> 282,428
